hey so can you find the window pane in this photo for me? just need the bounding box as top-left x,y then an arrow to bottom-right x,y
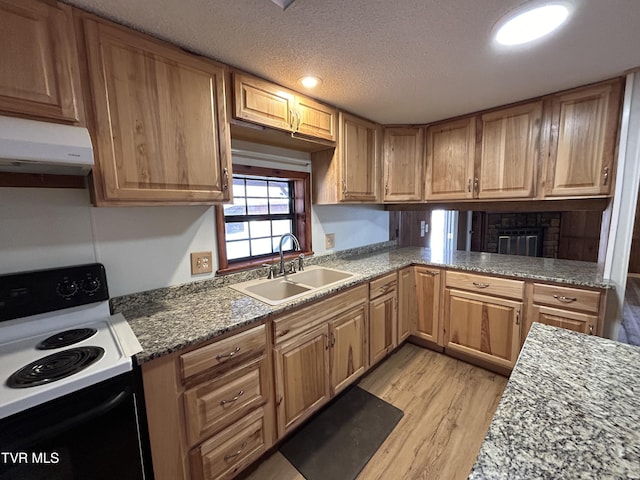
224,198 -> 246,216
251,238 -> 272,256
246,179 -> 268,197
225,222 -> 248,241
247,198 -> 269,215
249,220 -> 271,239
232,178 -> 245,197
227,240 -> 250,260
276,236 -> 293,252
269,181 -> 289,198
272,219 -> 292,236
269,198 -> 290,214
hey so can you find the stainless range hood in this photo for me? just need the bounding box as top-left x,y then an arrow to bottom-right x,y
0,115 -> 94,176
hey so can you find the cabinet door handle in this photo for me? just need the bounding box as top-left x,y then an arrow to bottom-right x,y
289,109 -> 295,131
472,282 -> 490,288
468,178 -> 472,192
553,294 -> 577,303
474,177 -> 479,194
385,183 -> 389,195
216,346 -> 240,361
220,390 -> 245,406
516,309 -> 520,325
342,179 -> 347,195
427,271 -> 440,276
589,325 -> 594,335
330,332 -> 336,348
603,166 -> 609,186
224,441 -> 247,462
296,111 -> 302,132
223,167 -> 229,191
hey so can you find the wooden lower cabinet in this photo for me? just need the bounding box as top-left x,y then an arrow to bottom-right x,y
397,267 -> 415,343
444,289 -> 522,370
529,304 -> 597,335
413,267 -> 441,344
330,305 -> 367,395
273,323 -> 331,437
369,290 -> 397,366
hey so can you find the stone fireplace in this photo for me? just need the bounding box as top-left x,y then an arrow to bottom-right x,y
485,212 -> 560,258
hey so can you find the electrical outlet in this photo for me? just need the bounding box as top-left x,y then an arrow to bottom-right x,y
325,233 -> 335,249
190,251 -> 212,275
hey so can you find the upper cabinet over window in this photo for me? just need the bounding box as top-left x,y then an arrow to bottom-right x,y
0,0 -> 83,124
78,14 -> 232,205
477,101 -> 542,199
544,79 -> 623,197
233,73 -> 336,142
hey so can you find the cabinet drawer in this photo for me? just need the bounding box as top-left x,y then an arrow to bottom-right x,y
445,271 -> 523,300
369,273 -> 397,300
190,407 -> 267,480
180,324 -> 266,381
184,358 -> 268,446
274,284 -> 368,345
532,283 -> 601,313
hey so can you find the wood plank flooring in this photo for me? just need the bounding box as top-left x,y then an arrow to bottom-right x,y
244,343 -> 507,480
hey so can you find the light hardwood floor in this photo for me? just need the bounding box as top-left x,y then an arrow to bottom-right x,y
244,343 -> 508,480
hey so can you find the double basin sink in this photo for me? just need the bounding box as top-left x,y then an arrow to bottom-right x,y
230,265 -> 355,305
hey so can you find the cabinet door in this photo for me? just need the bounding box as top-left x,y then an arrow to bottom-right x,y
545,79 -> 623,197
413,268 -> 441,345
0,0 -> 81,123
529,305 -> 597,336
340,112 -> 379,202
295,96 -> 336,141
273,324 -> 330,437
444,289 -> 522,369
397,267 -> 415,343
329,305 -> 367,395
233,73 -> 294,132
478,102 -> 541,199
425,117 -> 476,200
383,127 -> 425,202
369,291 -> 397,366
82,18 -> 232,204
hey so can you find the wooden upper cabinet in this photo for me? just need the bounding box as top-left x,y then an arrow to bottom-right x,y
233,72 -> 336,141
545,79 -> 623,197
312,112 -> 379,204
425,117 -> 476,200
477,102 -> 542,199
383,127 -> 425,202
0,0 -> 82,123
80,16 -> 232,204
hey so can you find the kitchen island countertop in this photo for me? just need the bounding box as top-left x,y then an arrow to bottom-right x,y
469,322 -> 640,479
115,246 -> 613,364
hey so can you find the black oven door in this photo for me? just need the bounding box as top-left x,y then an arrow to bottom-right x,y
0,373 -> 146,480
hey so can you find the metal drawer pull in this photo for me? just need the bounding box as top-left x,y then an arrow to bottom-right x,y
553,294 -> 577,303
427,271 -> 440,276
220,390 -> 245,406
472,282 -> 490,288
589,325 -> 594,335
216,346 -> 240,361
224,441 -> 247,462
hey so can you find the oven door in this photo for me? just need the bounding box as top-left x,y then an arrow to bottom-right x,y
0,373 -> 146,480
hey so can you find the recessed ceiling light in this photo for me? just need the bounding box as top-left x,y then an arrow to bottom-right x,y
299,76 -> 322,89
495,2 -> 571,46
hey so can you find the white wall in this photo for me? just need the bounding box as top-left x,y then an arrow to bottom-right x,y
0,142 -> 389,297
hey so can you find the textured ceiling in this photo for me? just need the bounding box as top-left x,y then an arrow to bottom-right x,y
65,0 -> 640,124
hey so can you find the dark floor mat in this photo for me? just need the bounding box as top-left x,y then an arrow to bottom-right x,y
279,386 -> 403,480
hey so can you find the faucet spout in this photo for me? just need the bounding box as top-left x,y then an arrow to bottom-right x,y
278,233 -> 301,278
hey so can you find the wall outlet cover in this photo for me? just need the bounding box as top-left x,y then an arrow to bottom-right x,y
325,233 -> 335,249
191,251 -> 212,275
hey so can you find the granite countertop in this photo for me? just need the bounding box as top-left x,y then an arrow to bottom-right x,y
469,323 -> 640,479
115,245 -> 614,364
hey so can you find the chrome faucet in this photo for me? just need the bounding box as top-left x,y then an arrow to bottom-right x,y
278,233 -> 301,278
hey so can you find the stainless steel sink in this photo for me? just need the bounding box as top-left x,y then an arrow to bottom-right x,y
230,266 -> 355,305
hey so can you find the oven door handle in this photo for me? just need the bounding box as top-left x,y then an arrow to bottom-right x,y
15,388 -> 131,448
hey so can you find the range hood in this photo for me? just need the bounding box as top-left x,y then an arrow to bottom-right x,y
0,115 -> 94,176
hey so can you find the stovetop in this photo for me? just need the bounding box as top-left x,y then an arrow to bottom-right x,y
0,264 -> 141,420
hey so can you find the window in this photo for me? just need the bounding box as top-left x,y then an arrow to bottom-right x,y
215,165 -> 312,273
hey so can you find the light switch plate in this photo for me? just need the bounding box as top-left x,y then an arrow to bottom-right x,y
325,233 -> 335,249
191,251 -> 212,275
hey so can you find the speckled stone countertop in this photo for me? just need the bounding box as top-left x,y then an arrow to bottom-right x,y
115,245 -> 614,364
469,323 -> 640,479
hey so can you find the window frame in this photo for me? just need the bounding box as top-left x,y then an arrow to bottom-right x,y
215,164 -> 313,274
